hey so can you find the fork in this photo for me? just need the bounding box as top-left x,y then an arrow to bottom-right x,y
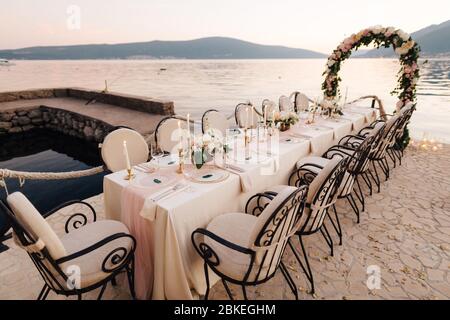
152,183 -> 186,201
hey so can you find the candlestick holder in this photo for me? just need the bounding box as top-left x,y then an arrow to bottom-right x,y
176,148 -> 184,174
124,168 -> 135,180
244,128 -> 252,160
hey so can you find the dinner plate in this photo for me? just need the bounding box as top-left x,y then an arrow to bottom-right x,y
134,174 -> 174,188
184,166 -> 229,184
281,137 -> 303,144
150,154 -> 179,167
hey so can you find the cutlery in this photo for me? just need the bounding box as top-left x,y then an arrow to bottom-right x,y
290,132 -> 313,139
152,183 -> 186,201
311,125 -> 334,131
157,185 -> 190,201
224,163 -> 246,173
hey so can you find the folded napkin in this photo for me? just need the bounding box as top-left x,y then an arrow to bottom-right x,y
221,163 -> 253,192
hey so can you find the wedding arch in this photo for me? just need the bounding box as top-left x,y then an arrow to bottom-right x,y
322,26 -> 421,147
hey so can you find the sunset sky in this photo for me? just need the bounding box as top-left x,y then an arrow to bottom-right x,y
1,0 -> 449,53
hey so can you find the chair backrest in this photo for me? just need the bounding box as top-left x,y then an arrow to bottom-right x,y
202,109 -> 228,135
261,99 -> 278,117
101,128 -> 149,172
279,95 -> 294,112
154,116 -> 186,153
235,103 -> 259,128
1,195 -> 69,292
290,92 -> 310,113
249,185 -> 308,281
7,192 -> 66,259
371,115 -> 401,159
300,157 -> 348,233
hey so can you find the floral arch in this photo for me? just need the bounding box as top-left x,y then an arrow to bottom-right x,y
322,26 -> 420,147
322,26 -> 420,108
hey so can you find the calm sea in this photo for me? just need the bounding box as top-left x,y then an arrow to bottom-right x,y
0,58 -> 449,142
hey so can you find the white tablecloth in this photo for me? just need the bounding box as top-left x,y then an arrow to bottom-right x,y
103,106 -> 376,300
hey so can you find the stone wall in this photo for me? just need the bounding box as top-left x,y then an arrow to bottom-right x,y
0,106 -> 113,142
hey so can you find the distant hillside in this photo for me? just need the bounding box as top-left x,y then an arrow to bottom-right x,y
0,37 -> 326,60
363,20 -> 450,58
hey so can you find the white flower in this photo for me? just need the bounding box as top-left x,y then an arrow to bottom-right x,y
371,25 -> 384,34
386,27 -> 396,34
397,29 -> 410,41
327,59 -> 335,67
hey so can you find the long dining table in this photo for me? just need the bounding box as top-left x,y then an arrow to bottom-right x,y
103,104 -> 377,300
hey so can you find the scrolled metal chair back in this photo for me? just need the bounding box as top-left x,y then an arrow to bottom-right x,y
0,201 -> 69,293
300,157 -> 348,234
235,102 -> 258,128
251,186 -> 308,282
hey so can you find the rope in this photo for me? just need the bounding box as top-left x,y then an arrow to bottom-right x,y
0,166 -> 104,181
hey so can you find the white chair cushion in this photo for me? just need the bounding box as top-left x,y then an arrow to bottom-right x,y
156,118 -> 183,153
60,220 -> 132,288
101,128 -> 149,172
236,105 -> 259,128
203,111 -> 228,136
205,213 -> 265,282
295,93 -> 310,112
279,95 -> 294,112
7,192 -> 67,260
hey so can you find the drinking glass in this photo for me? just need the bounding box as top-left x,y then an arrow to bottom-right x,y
150,144 -> 165,170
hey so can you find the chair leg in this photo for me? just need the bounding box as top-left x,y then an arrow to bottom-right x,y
370,162 -> 381,193
126,257 -> 136,300
37,284 -> 50,300
241,285 -> 248,300
388,149 -> 397,168
326,206 -> 342,245
77,293 -> 82,300
222,279 -> 234,300
354,178 -> 365,212
288,236 -> 315,294
362,172 -> 373,196
111,276 -> 117,286
203,262 -> 210,300
346,194 -> 360,223
320,224 -> 334,257
279,262 -> 298,300
97,283 -> 107,300
379,158 -> 390,180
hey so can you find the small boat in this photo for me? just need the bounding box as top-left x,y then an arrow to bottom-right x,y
0,59 -> 14,67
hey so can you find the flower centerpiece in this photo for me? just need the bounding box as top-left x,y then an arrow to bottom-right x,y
321,98 -> 343,118
191,129 -> 229,169
273,111 -> 299,132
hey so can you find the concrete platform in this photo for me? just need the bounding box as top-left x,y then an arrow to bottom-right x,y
0,97 -> 166,136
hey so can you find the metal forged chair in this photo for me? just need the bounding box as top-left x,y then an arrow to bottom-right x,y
235,102 -> 259,129
289,91 -> 311,113
201,109 -> 229,136
385,103 -> 415,167
262,157 -> 348,294
288,132 -> 376,248
354,114 -> 403,192
279,95 -> 295,112
261,99 -> 278,116
154,116 -> 188,153
100,127 -> 149,172
0,193 -> 136,300
192,185 -> 308,300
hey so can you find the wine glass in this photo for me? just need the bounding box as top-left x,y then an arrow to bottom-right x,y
150,144 -> 165,170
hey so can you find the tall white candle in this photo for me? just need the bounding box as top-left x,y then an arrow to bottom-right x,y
251,106 -> 255,129
263,107 -> 267,126
272,110 -> 275,126
186,114 -> 191,150
123,141 -> 131,171
177,120 -> 182,147
246,108 -> 249,129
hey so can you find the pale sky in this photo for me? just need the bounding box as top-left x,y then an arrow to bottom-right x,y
1,0 -> 449,53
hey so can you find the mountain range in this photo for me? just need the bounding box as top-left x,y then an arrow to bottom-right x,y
0,20 -> 448,60
0,37 -> 325,60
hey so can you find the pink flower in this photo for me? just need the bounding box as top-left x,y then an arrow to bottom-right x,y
403,66 -> 412,74
363,29 -> 370,36
385,31 -> 392,37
